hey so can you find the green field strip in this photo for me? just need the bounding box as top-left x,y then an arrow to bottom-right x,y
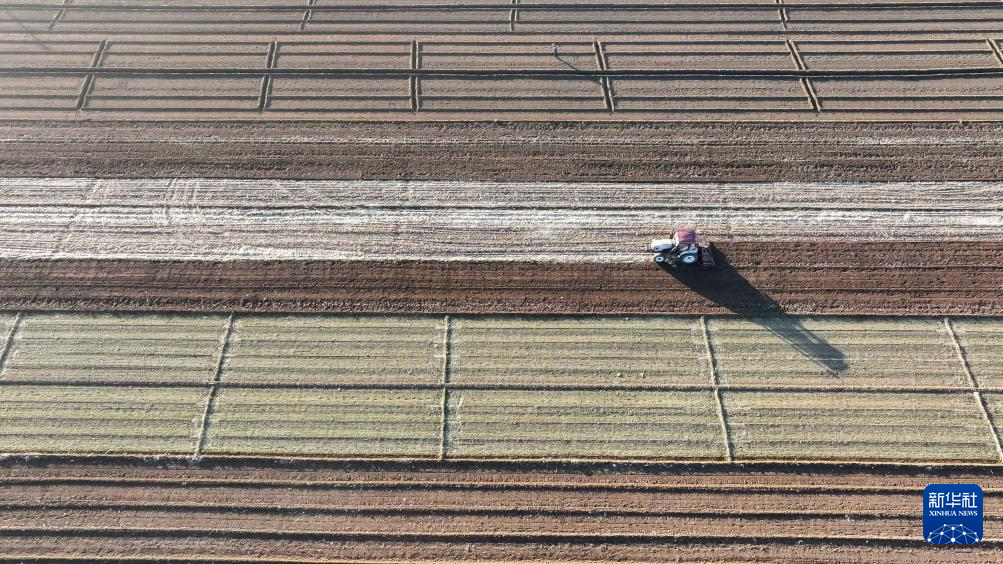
723,391 -> 999,462
450,317 -> 707,387
0,385 -> 205,454
708,318 -> 967,389
1,313 -> 226,385
221,315 -> 444,386
445,389 -> 724,459
953,319 -> 1003,389
203,388 -> 442,456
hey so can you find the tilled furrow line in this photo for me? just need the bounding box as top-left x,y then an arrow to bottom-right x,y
0,488 -> 934,516
1,464 -> 999,560
1,121 -> 1002,182
0,537 -> 994,562
0,510 -> 946,539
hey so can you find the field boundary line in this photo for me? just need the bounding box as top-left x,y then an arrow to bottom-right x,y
0,312 -> 23,379
786,39 -> 820,112
299,0 -> 316,32
439,314 -> 452,461
258,40 -> 278,112
799,75 -> 821,113
944,317 -> 1003,463
6,29 -> 1003,42
3,451 -> 1002,466
0,526 -> 951,545
0,379 -> 983,394
14,67 -> 1003,79
74,39 -> 107,111
701,316 -> 732,463
775,0 -> 789,30
193,313 -> 235,460
48,0 -> 71,31
0,501 -> 933,520
410,39 -> 420,112
594,39 -> 615,112
990,38 -> 1003,67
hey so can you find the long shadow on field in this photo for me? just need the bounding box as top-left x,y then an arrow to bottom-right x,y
658,249 -> 848,375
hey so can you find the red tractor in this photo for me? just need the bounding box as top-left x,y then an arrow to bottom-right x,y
649,228 -> 715,268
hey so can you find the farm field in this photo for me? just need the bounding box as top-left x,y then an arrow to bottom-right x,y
3,312 -> 1003,464
3,0 -> 1003,38
2,2 -> 1003,121
0,9 -> 1002,121
3,178 -> 1003,262
3,0 -> 1003,558
2,177 -> 1002,315
0,461 -> 1000,561
2,120 -> 1001,182
2,242 -> 1002,314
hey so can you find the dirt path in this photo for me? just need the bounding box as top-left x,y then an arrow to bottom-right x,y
1,242 -> 1000,315
0,460 -> 998,561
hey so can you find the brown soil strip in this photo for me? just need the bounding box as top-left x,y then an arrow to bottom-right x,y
0,461 -> 998,561
1,242 -> 1000,315
1,121 -> 1002,182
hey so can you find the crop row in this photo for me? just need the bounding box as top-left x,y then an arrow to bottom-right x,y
1,312 -> 1003,462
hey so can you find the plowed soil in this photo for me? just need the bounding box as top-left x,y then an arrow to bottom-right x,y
0,460 -> 998,561
2,242 -> 1000,315
2,121 -> 1003,182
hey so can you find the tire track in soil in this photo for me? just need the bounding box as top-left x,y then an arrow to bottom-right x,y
0,242 -> 1001,315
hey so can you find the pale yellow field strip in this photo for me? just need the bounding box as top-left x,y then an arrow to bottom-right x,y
202,388 -> 443,457
953,319 -> 1003,390
722,391 -> 999,462
1,313 -> 226,385
0,385 -> 205,454
445,389 -> 725,459
449,317 -> 708,387
708,317 -> 968,389
3,178 -> 1003,261
446,317 -> 724,459
942,317 -> 1003,463
0,312 -> 1002,463
223,315 -> 445,386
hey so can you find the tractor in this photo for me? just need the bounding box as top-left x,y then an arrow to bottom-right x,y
649,228 -> 715,268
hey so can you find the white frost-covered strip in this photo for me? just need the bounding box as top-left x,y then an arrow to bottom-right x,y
1,178 -> 1002,210
1,178 -> 1002,262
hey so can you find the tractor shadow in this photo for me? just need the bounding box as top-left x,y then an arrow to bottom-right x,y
658,250 -> 848,375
